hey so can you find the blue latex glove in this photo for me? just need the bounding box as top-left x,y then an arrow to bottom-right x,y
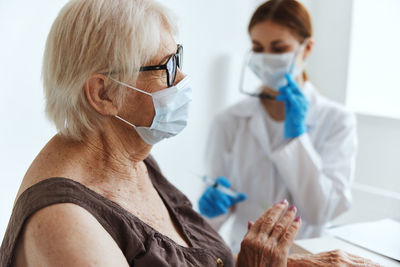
198,176 -> 247,218
276,73 -> 309,139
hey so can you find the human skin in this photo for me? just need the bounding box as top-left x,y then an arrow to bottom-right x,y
237,201 -> 302,267
13,26 -> 189,266
249,20 -> 314,122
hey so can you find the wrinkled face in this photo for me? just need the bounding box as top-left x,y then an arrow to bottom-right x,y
249,20 -> 310,69
117,27 -> 185,128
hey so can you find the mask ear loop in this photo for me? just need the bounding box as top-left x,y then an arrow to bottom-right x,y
108,77 -> 153,131
109,77 -> 152,96
239,50 -> 276,100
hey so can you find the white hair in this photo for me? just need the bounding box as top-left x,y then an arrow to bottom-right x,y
42,0 -> 177,140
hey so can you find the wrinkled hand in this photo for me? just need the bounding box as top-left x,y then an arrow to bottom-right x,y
288,250 -> 382,267
198,176 -> 247,218
276,73 -> 309,139
237,200 -> 301,267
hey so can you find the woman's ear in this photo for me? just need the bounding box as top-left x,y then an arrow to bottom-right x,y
303,38 -> 314,60
84,74 -> 119,116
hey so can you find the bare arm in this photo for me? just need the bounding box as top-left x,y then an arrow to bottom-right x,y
17,203 -> 129,267
234,202 -> 381,267
287,251 -> 382,267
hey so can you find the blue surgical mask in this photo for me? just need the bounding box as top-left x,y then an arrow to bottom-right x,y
111,76 -> 192,145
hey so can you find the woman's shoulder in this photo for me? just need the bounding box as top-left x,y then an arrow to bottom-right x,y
13,201 -> 128,266
305,82 -> 356,125
212,98 -> 259,126
16,135 -> 83,200
2,177 -> 143,266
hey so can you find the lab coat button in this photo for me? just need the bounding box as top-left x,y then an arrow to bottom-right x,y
216,258 -> 223,267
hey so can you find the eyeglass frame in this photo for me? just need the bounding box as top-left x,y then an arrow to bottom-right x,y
139,44 -> 183,87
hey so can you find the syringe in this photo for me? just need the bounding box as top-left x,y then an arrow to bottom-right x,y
200,175 -> 242,198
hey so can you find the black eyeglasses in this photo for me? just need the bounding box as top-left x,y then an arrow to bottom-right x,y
139,44 -> 183,87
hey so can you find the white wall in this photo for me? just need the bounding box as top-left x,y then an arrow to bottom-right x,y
0,0 -> 67,240
305,0 -> 353,103
346,0 -> 400,192
347,0 -> 400,119
303,0 -> 400,193
304,0 -> 400,223
355,114 -> 400,192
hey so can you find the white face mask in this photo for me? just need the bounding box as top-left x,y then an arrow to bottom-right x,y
111,76 -> 192,145
247,44 -> 306,91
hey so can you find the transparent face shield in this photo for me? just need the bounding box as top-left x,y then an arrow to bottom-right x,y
238,47 -> 304,99
238,0 -> 307,99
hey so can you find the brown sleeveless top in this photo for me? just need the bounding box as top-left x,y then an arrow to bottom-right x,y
0,156 -> 234,267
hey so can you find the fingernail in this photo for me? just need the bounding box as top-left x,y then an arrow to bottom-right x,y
289,204 -> 296,211
280,199 -> 288,205
248,221 -> 253,230
295,216 -> 301,222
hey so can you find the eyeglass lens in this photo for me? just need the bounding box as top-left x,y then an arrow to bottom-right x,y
163,45 -> 183,87
166,55 -> 176,87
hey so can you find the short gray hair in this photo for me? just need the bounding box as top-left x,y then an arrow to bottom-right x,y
42,0 -> 177,140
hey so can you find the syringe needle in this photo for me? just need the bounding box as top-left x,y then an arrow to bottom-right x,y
191,172 -> 241,198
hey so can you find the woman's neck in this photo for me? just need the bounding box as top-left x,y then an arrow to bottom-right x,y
261,75 -> 305,121
75,124 -> 152,185
261,98 -> 285,121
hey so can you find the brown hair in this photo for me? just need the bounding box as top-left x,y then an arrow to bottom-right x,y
248,0 -> 312,80
249,0 -> 312,41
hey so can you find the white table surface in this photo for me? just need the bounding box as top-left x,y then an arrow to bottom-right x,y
293,236 -> 400,267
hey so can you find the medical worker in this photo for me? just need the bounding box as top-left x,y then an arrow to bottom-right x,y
198,0 -> 357,253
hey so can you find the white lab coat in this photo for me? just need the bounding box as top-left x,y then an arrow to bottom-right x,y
205,81 -> 357,253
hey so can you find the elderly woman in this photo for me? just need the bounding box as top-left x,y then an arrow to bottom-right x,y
0,0 -> 378,266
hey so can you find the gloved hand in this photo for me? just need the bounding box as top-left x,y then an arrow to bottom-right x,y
198,176 -> 247,218
276,73 -> 309,139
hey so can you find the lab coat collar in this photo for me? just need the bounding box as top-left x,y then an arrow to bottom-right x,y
302,81 -> 319,128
